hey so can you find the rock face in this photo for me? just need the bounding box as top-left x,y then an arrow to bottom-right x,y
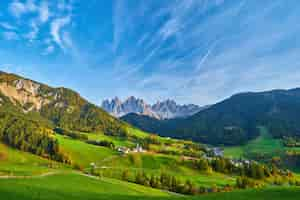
151,99 -> 203,119
0,72 -> 75,112
101,96 -> 204,119
0,71 -> 128,135
0,79 -> 50,111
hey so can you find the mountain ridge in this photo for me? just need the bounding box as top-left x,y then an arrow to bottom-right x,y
101,96 -> 205,119
122,87 -> 300,145
0,71 -> 129,136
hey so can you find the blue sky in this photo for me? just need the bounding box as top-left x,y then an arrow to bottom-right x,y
0,0 -> 300,106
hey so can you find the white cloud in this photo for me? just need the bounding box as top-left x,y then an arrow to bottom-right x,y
62,31 -> 73,48
159,19 -> 180,40
6,0 -> 75,53
24,20 -> 39,41
0,22 -> 17,30
50,16 -> 71,50
195,40 -> 219,71
8,0 -> 52,42
9,0 -> 37,18
57,0 -> 73,12
8,0 -> 51,23
9,0 -> 27,18
39,1 -> 50,23
2,31 -> 19,40
109,1 -> 300,105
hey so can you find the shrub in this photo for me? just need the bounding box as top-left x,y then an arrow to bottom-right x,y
86,140 -> 115,149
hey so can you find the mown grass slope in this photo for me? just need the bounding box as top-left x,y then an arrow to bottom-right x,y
0,173 -> 171,200
224,127 -> 289,159
56,135 -> 117,168
0,173 -> 299,200
0,143 -> 66,176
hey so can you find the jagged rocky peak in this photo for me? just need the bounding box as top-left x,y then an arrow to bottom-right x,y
101,96 -> 159,118
101,96 -> 206,119
151,99 -> 203,119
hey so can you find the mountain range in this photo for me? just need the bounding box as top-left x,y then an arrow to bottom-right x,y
122,88 -> 300,145
2,70 -> 300,147
101,96 -> 205,119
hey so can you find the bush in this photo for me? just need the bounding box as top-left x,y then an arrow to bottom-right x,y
236,176 -> 257,189
86,140 -> 115,149
54,127 -> 88,141
122,170 -> 130,181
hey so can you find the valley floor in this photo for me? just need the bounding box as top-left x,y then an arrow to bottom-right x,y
1,127 -> 300,200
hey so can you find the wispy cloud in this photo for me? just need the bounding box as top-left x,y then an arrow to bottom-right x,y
39,1 -> 51,23
9,0 -> 37,18
24,20 -> 38,41
4,0 -> 75,54
2,31 -> 19,40
50,15 -> 71,51
109,0 -> 300,105
2,1 -> 300,106
0,22 -> 17,30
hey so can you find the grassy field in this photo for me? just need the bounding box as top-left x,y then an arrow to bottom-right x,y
87,133 -> 134,147
0,172 -> 171,200
97,152 -> 236,187
194,187 -> 300,200
224,127 -> 285,159
1,128 -> 299,200
127,126 -> 149,138
56,135 -> 117,168
0,143 -> 66,176
0,134 -> 235,188
82,126 -> 151,147
0,172 -> 299,200
0,135 -> 299,200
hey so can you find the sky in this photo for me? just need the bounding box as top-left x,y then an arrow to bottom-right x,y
0,0 -> 300,106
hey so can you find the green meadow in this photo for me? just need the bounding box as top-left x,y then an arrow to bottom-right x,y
0,143 -> 67,176
224,127 -> 295,159
0,173 -> 171,200
0,128 -> 299,200
0,172 -> 299,200
56,134 -> 117,168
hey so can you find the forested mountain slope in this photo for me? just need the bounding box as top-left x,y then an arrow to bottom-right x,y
0,71 -> 128,136
123,88 -> 300,145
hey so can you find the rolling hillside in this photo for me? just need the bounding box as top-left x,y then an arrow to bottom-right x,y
0,173 -> 299,200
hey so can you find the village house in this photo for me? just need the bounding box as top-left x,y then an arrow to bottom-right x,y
117,144 -> 145,154
117,146 -> 130,154
212,147 -> 224,157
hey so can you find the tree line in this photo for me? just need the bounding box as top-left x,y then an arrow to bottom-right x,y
122,170 -> 224,195
0,111 -> 70,163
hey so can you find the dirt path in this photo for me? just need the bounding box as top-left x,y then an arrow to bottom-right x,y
0,171 -> 59,179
